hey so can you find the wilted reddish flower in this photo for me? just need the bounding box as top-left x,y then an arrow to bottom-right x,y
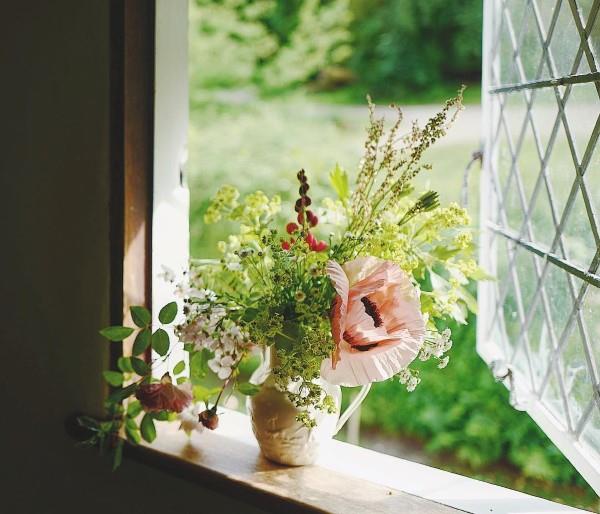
199,409 -> 219,430
135,373 -> 191,413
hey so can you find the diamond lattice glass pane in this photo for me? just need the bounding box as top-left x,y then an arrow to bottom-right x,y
499,1 -> 527,84
549,0 -> 585,77
545,264 -> 576,340
582,133 -> 600,225
560,182 -> 597,268
482,0 -> 600,491
562,323 -> 595,426
565,82 -> 600,161
541,360 -> 569,428
582,283 -> 600,371
526,299 -> 552,385
517,2 -> 545,81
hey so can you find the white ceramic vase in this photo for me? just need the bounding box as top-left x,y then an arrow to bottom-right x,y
247,347 -> 370,466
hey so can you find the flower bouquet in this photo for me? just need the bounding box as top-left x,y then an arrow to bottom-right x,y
80,89 -> 484,467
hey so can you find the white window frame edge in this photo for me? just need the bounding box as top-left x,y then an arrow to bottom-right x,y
152,0 -> 189,377
477,0 -> 600,495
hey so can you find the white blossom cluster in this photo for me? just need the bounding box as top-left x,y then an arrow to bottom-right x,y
397,368 -> 421,392
174,283 -> 250,381
418,328 -> 452,368
397,328 -> 452,392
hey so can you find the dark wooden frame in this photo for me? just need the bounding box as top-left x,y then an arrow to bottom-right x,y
109,0 -> 155,366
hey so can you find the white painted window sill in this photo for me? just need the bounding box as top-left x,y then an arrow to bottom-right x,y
134,408 -> 591,514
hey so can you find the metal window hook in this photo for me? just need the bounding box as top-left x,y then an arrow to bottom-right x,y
460,148 -> 483,209
490,359 -> 528,411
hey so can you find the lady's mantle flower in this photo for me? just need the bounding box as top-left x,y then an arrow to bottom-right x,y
135,373 -> 191,413
321,256 -> 425,386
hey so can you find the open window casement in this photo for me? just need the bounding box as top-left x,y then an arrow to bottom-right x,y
479,0 -> 600,494
152,0 -> 189,376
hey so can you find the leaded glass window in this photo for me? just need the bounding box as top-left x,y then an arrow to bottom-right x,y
480,0 -> 600,492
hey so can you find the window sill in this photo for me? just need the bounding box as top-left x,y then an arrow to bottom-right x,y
129,409 -> 589,514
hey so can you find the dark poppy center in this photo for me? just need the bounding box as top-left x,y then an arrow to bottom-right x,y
361,296 -> 383,327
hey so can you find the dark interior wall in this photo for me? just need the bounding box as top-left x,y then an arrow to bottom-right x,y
0,2 -> 263,512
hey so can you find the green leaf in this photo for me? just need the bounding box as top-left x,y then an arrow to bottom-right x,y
117,356 -> 134,373
237,382 -> 260,396
99,326 -> 134,342
173,360 -> 186,375
127,400 -> 143,418
108,383 -> 138,404
125,425 -> 141,445
329,163 -> 349,203
140,413 -> 157,443
132,328 -> 151,356
190,348 -> 213,383
152,328 -> 170,356
158,302 -> 178,324
112,439 -> 124,471
131,357 -> 151,376
193,385 -> 221,403
177,376 -> 188,385
130,306 -> 151,327
242,307 -> 259,322
103,370 -> 124,387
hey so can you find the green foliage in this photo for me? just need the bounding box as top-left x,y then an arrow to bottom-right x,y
140,414 -> 157,443
173,360 -> 186,376
329,163 -> 349,204
237,382 -> 261,396
99,326 -> 134,342
131,357 -> 151,376
348,0 -> 482,96
189,0 -> 352,93
130,306 -> 151,327
151,328 -> 170,356
158,302 -> 178,324
132,328 -> 151,356
102,370 -> 124,387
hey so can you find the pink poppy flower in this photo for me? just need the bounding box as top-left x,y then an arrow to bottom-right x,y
321,257 -> 426,386
136,373 -> 192,413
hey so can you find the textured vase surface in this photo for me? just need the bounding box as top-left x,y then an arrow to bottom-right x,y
247,348 -> 342,466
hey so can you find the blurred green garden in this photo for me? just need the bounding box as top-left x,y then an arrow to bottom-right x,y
187,0 -> 598,508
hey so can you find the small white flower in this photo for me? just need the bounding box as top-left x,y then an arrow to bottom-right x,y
419,346 -> 432,361
178,403 -> 203,435
406,375 -> 420,392
397,368 -> 411,384
438,356 -> 450,369
209,354 -> 235,379
158,265 -> 176,283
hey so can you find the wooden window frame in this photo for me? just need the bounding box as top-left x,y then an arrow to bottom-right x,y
103,2 -> 587,512
109,0 -> 155,367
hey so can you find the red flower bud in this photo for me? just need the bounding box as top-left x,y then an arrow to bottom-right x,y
307,210 -> 318,227
314,240 -> 328,252
198,409 -> 219,430
286,222 -> 299,234
297,212 -> 304,224
281,240 -> 291,251
305,232 -> 316,250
